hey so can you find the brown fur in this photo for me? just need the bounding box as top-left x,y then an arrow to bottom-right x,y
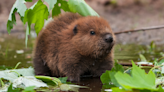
33,13 -> 115,81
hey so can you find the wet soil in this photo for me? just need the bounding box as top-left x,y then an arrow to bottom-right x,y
85,0 -> 164,45
1,0 -> 164,44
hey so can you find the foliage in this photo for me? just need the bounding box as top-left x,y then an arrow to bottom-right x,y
0,63 -> 87,92
115,62 -> 156,90
100,61 -> 124,88
7,84 -> 20,92
22,86 -> 35,92
68,0 -> 99,16
7,0 -> 99,46
101,55 -> 164,92
23,0 -> 49,35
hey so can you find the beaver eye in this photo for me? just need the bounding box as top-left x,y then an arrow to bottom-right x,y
90,31 -> 95,35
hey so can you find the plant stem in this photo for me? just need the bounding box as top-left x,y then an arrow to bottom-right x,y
150,64 -> 164,72
114,25 -> 164,35
35,76 -> 62,86
10,71 -> 20,77
158,57 -> 164,62
0,78 -> 4,87
14,62 -> 21,69
124,67 -> 132,73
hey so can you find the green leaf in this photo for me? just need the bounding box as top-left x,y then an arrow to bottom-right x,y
113,60 -> 124,72
58,77 -> 68,84
68,0 -> 99,17
23,86 -> 35,92
7,84 -> 20,92
109,71 -> 120,87
158,59 -> 164,65
24,0 -> 49,34
111,87 -> 127,92
7,0 -> 27,34
35,76 -> 62,86
101,70 -> 120,88
115,61 -> 156,90
25,0 -> 32,2
59,0 -> 70,12
100,61 -> 123,88
44,0 -> 57,11
52,2 -> 61,17
100,70 -> 111,85
156,86 -> 164,92
0,67 -> 35,82
13,76 -> 48,89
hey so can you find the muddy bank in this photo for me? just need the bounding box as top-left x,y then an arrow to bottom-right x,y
0,0 -> 164,45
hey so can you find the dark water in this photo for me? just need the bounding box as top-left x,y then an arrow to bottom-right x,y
0,35 -> 164,92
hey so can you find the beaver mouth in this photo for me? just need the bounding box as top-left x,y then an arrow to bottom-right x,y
94,43 -> 114,57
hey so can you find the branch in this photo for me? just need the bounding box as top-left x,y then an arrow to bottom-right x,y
114,25 -> 164,35
119,62 -> 154,67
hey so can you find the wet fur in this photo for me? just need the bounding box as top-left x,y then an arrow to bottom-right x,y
33,13 -> 115,81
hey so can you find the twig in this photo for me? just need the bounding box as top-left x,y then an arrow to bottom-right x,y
119,62 -> 154,67
114,25 -> 164,35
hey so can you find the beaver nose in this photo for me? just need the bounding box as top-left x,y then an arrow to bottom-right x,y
104,34 -> 113,43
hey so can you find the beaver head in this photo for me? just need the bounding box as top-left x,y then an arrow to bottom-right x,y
71,16 -> 115,58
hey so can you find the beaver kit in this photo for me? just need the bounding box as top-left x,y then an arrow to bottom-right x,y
33,13 -> 115,81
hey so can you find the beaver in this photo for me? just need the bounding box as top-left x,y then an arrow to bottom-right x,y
33,13 -> 115,82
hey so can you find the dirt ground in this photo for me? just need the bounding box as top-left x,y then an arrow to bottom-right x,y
0,0 -> 164,45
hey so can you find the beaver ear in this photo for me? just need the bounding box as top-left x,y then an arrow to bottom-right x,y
73,25 -> 78,35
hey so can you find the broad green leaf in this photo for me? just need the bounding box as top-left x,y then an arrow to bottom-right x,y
7,0 -> 27,34
60,84 -> 88,91
156,86 -> 164,92
22,86 -> 35,92
111,87 -> 127,92
25,0 -> 32,2
13,76 -> 48,89
68,0 -> 99,17
59,0 -> 71,12
0,67 -> 34,82
100,70 -> 111,85
7,84 -> 20,92
100,70 -> 114,88
12,67 -> 35,76
58,77 -> 68,84
100,61 -> 123,88
24,0 -> 49,34
158,59 -> 164,65
35,76 -> 62,86
7,9 -> 17,34
52,2 -> 61,17
44,0 -> 57,11
113,60 -> 124,72
109,71 -> 120,87
9,0 -> 27,19
115,62 -> 156,90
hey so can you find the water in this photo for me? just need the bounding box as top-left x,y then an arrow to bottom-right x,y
0,34 -> 164,92
0,35 -> 34,68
